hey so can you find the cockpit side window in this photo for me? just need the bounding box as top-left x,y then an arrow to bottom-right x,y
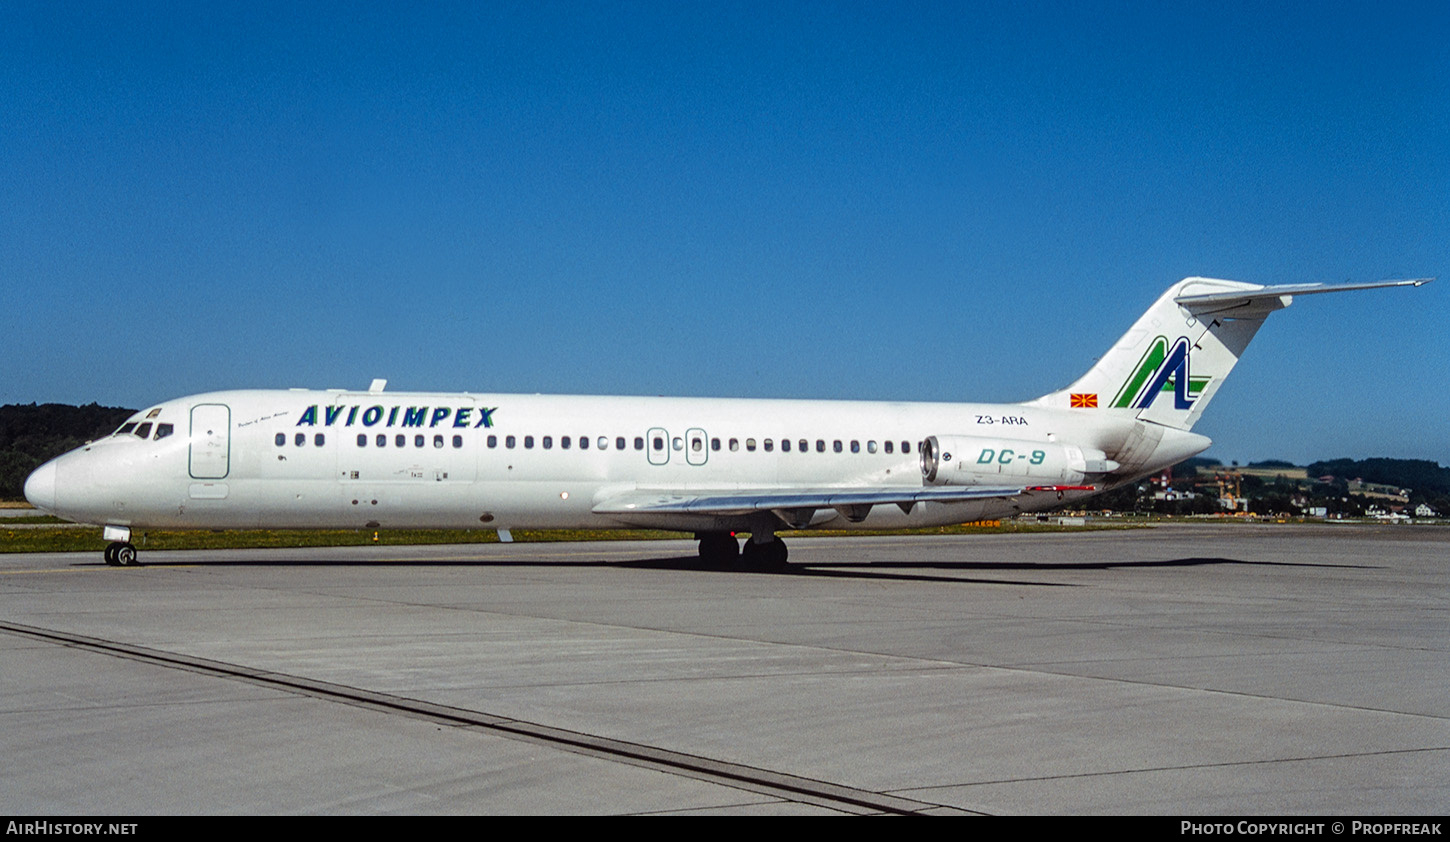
117,422 -> 138,436
134,422 -> 153,439
154,423 -> 174,440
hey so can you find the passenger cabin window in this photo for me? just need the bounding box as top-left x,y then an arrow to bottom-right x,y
314,433 -> 324,446
600,436 -> 611,450
816,439 -> 825,453
885,441 -> 894,454
867,440 -> 876,453
781,439 -> 790,452
543,436 -> 553,450
833,440 -> 843,453
415,434 -> 425,447
524,436 -> 534,449
578,436 -> 588,450
561,436 -> 571,450
763,439 -> 773,452
434,435 -> 444,448
745,438 -> 756,452
487,435 -> 497,448
506,435 -> 516,448
395,434 -> 405,447
711,438 -> 720,451
798,439 -> 807,453
452,435 -> 462,448
850,440 -> 860,453
296,433 -> 306,446
729,438 -> 739,452
357,434 -> 367,446
672,436 -> 682,451
634,437 -> 644,451
376,434 -> 386,447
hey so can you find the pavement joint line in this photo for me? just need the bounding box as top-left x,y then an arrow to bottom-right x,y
892,745 -> 1450,793
0,619 -> 963,816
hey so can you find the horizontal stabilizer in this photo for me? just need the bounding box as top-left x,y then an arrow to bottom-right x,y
1175,278 -> 1433,318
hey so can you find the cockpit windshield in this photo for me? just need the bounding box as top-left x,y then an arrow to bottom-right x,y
113,419 -> 173,440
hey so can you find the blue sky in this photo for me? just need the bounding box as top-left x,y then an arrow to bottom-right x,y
3,1 -> 1446,464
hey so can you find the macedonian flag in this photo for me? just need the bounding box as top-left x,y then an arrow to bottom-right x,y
1070,393 -> 1098,408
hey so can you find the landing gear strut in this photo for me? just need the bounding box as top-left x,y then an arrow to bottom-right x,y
104,542 -> 139,566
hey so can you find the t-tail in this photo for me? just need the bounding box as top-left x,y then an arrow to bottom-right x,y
1028,276 -> 1433,432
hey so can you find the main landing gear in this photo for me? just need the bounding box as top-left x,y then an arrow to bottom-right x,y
696,532 -> 789,571
697,532 -> 739,565
740,536 -> 788,570
104,542 -> 139,566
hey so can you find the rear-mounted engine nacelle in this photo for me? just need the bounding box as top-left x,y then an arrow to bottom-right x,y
921,435 -> 1118,486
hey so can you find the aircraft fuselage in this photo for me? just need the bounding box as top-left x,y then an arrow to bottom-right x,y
25,389 -> 1185,534
24,276 -> 1429,566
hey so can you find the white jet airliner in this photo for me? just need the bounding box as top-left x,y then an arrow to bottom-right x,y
24,276 -> 1430,567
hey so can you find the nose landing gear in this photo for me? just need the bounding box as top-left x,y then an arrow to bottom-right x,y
104,542 -> 139,566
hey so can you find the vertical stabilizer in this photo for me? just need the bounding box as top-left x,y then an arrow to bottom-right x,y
1027,276 -> 1430,431
1028,278 -> 1267,431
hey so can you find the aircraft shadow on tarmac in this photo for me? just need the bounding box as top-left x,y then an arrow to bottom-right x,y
618,554 -> 1378,585
97,552 -> 1377,588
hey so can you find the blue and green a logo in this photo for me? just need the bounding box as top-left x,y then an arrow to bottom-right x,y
1112,336 -> 1208,410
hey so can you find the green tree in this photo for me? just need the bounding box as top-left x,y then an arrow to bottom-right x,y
0,403 -> 136,499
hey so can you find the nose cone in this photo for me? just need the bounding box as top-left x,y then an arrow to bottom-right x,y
24,460 -> 57,513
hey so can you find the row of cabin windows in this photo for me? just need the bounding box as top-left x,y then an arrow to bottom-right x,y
486,435 -> 639,451
274,432 -> 463,449
477,434 -> 918,455
355,433 -> 463,449
707,438 -> 917,455
724,438 -> 916,455
276,431 -> 921,456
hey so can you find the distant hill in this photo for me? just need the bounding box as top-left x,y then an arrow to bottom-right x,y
0,403 -> 136,500
1176,456 -> 1222,473
1306,458 -> 1450,496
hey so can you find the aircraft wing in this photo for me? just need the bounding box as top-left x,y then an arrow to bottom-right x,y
592,484 -> 1059,526
588,484 -> 1096,527
1175,278 -> 1433,318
